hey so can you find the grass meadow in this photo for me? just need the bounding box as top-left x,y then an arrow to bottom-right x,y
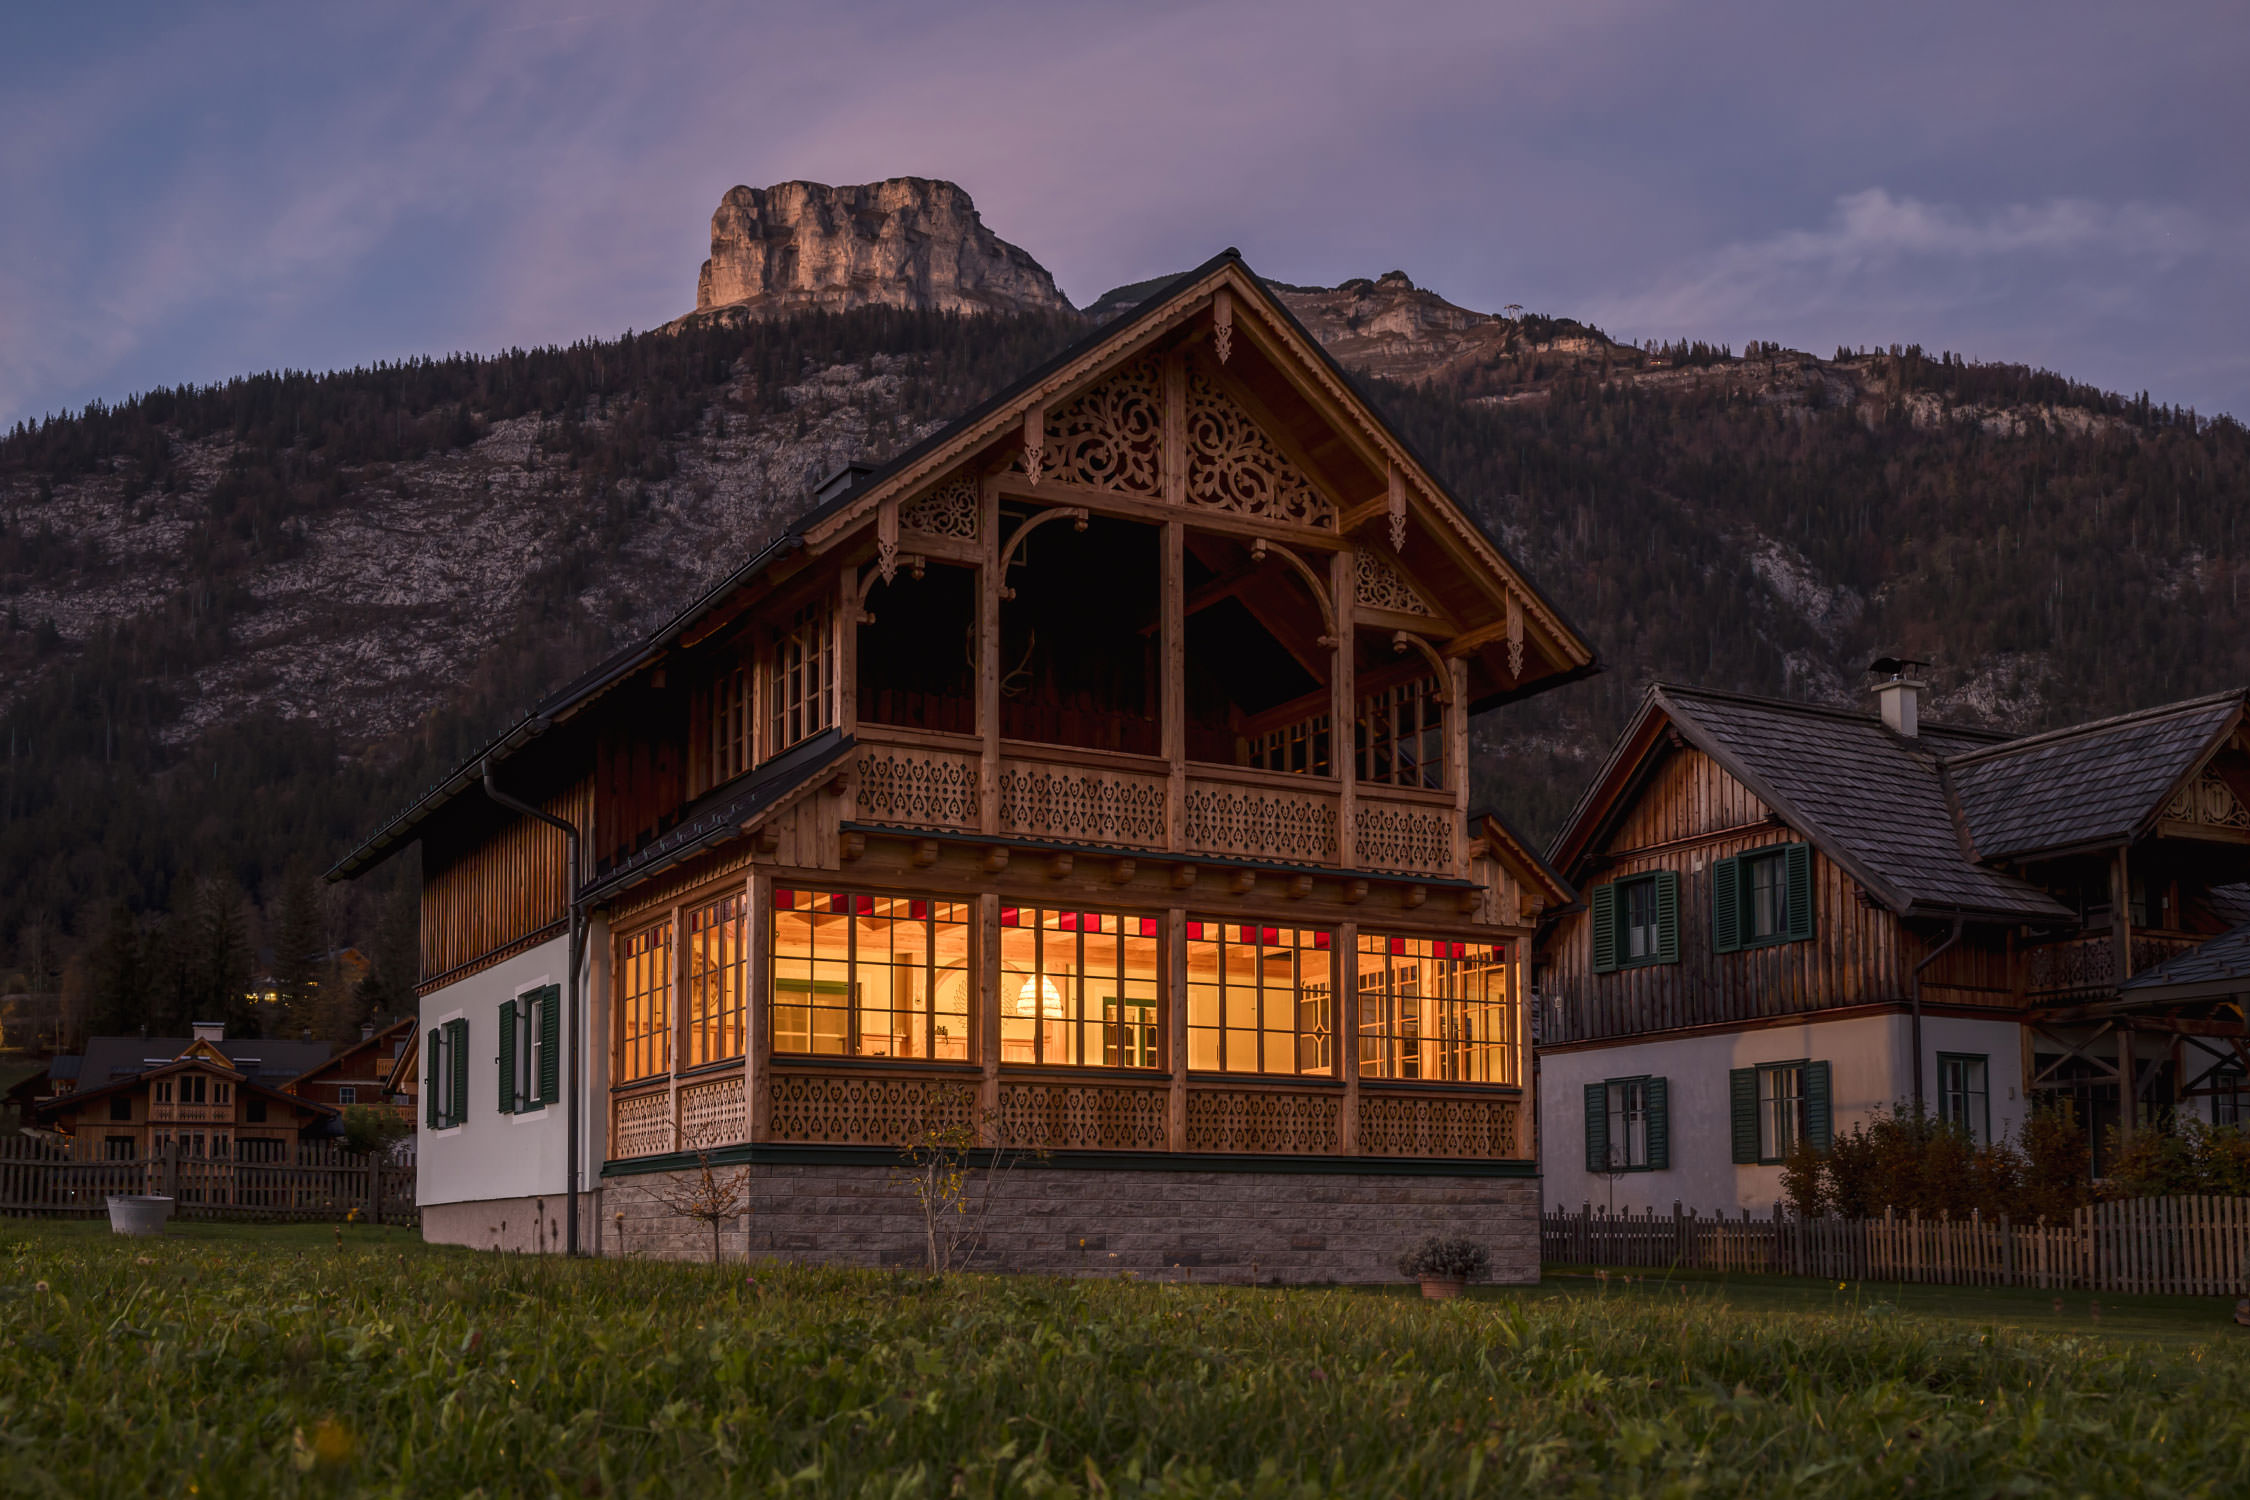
3,1220 -> 2248,1497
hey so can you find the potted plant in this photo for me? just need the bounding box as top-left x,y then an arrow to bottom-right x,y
1396,1236 -> 1489,1299
106,1194 -> 174,1237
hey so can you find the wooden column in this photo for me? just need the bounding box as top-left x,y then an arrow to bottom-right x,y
1163,519 -> 1186,850
2116,1022 -> 2137,1142
665,903 -> 683,1152
978,480 -> 1003,836
978,893 -> 1001,1143
2111,843 -> 2133,982
1449,655 -> 1470,876
836,568 -> 858,735
1166,908 -> 1189,1152
1337,920 -> 1360,1154
745,869 -> 772,1142
1332,547 -> 1357,869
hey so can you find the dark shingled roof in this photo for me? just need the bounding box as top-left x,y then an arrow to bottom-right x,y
2119,920 -> 2250,998
74,1036 -> 335,1087
1945,691 -> 2244,861
1654,686 -> 2073,921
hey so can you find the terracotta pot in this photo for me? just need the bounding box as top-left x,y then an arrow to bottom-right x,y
1418,1276 -> 1464,1300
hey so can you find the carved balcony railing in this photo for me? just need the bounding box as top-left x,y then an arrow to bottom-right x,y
1352,788 -> 1456,877
998,753 -> 1169,849
855,740 -> 981,833
997,1077 -> 1169,1151
2024,932 -> 2204,1002
1356,1085 -> 1522,1158
1183,766 -> 1341,865
767,1066 -> 980,1146
610,1081 -> 674,1160
1184,1080 -> 1343,1154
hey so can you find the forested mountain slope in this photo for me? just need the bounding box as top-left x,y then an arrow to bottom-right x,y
2,294 -> 2244,1039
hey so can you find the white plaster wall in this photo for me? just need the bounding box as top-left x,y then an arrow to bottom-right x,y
1538,1013 -> 2032,1214
419,935 -> 584,1211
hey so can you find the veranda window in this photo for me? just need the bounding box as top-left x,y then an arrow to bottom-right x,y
997,907 -> 1161,1069
1354,936 -> 1516,1084
686,893 -> 747,1067
614,922 -> 672,1084
771,890 -> 974,1061
772,599 -> 835,751
1357,676 -> 1444,790
1184,922 -> 1332,1075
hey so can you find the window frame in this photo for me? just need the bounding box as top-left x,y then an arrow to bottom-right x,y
1606,1077 -> 1650,1170
1756,1060 -> 1805,1163
613,921 -> 674,1086
1354,934 -> 1518,1085
1712,842 -> 1816,953
996,904 -> 1163,1073
770,597 -> 836,753
1936,1052 -> 1991,1145
769,888 -> 980,1065
1184,919 -> 1332,1077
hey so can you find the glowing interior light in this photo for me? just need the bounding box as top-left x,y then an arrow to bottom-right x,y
1014,974 -> 1067,1019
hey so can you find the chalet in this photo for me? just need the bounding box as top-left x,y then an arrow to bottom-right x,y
1535,672 -> 2250,1213
328,251 -> 1596,1275
32,1024 -> 336,1160
284,1017 -> 416,1116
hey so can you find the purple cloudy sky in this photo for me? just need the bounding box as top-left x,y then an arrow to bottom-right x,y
3,1 -> 2245,428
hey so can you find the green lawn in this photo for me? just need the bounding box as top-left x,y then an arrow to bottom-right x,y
3,1222 -> 2247,1496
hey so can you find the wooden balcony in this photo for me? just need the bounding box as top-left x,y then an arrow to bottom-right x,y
2023,931 -> 2205,1003
851,729 -> 1458,878
149,1103 -> 233,1124
609,1068 -> 1522,1163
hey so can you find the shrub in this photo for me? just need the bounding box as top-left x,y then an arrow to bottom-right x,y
2102,1118 -> 2250,1199
1786,1102 -> 2094,1222
340,1105 -> 412,1158
1394,1236 -> 1490,1282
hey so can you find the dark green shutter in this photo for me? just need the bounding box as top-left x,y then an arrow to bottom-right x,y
1654,871 -> 1680,964
1712,858 -> 1743,953
1805,1060 -> 1833,1154
1590,884 -> 1618,973
1645,1076 -> 1670,1169
1729,1067 -> 1758,1163
536,986 -> 562,1106
1584,1082 -> 1609,1171
425,1029 -> 440,1129
1785,844 -> 1816,942
496,999 -> 518,1115
446,1018 -> 469,1128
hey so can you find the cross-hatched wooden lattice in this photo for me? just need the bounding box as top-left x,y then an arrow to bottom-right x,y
997,1081 -> 1169,1151
676,1077 -> 749,1149
1184,1088 -> 1341,1154
1356,1093 -> 1519,1157
766,1071 -> 979,1146
1184,783 -> 1340,863
612,1090 -> 672,1159
1353,801 -> 1452,874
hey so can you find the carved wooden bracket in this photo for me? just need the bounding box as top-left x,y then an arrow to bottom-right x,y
1390,630 -> 1453,700
1403,883 -> 1428,909
1212,286 -> 1234,364
1228,869 -> 1257,895
839,830 -> 867,862
856,554 -> 925,623
824,770 -> 851,797
981,845 -> 1011,874
1045,852 -> 1075,880
911,838 -> 940,868
1169,862 -> 1199,890
1343,879 -> 1368,905
1022,406 -> 1046,487
1109,858 -> 1137,885
1454,887 -> 1481,914
1285,873 -> 1314,900
1387,464 -> 1408,553
997,506 -> 1090,599
1250,537 -> 1337,645
752,826 -> 780,855
1506,592 -> 1525,679
878,495 -> 900,583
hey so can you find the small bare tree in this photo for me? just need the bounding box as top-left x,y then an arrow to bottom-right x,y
895,1102 -> 1033,1275
650,1139 -> 752,1265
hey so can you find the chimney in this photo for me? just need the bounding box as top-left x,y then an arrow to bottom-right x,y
815,461 -> 874,505
191,1020 -> 225,1044
1867,656 -> 1930,738
361,1021 -> 377,1043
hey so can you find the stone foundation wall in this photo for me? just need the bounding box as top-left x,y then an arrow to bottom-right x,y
596,1163 -> 1538,1284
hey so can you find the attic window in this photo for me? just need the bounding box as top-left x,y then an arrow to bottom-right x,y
772,599 -> 835,752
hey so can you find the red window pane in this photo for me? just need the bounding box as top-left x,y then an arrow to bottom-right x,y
773,888 -> 797,909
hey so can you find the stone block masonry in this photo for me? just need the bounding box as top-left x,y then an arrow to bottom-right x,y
595,1162 -> 1539,1284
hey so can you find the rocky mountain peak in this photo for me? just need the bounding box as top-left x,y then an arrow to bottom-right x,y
690,177 -> 1073,321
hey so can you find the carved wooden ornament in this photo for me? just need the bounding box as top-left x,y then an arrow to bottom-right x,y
1506,592 -> 1526,679
1022,406 -> 1046,487
877,495 -> 900,584
1212,287 -> 1234,364
1387,464 -> 1408,553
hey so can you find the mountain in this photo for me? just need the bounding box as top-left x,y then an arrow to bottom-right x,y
3,177 -> 2246,1037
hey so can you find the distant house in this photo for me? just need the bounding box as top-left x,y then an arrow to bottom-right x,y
1535,677 -> 2250,1213
284,1017 -> 415,1116
30,1023 -> 336,1159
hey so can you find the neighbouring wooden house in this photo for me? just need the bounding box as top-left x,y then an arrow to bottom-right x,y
327,252 -> 1594,1274
283,1017 -> 416,1116
31,1024 -> 336,1161
1535,674 -> 2250,1212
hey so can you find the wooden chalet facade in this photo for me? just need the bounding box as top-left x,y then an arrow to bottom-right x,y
283,1017 -> 416,1117
1536,677 -> 2250,1213
32,1028 -> 335,1163
330,254 -> 1595,1275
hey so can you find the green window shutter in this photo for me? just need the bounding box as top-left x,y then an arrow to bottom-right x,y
425,1029 -> 440,1130
1645,1076 -> 1670,1170
1711,858 -> 1743,953
1583,1082 -> 1609,1172
537,986 -> 562,1106
496,999 -> 518,1115
1654,871 -> 1680,964
1729,1067 -> 1758,1164
1805,1060 -> 1833,1154
1785,843 -> 1816,942
1590,884 -> 1618,973
447,1018 -> 470,1128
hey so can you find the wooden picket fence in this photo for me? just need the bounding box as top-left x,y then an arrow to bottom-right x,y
0,1137 -> 416,1227
1543,1196 -> 2250,1296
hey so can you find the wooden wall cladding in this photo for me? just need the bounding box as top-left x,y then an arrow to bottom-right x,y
421,779 -> 594,984
1544,747 -> 1905,1044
